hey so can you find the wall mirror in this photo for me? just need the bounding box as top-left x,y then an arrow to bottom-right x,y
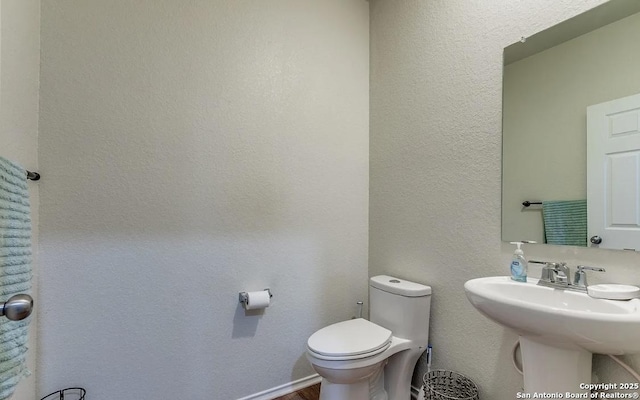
501,0 -> 640,250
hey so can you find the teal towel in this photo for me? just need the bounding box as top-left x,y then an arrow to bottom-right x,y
542,200 -> 587,247
0,157 -> 32,399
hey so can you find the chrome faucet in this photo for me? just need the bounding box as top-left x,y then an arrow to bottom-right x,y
531,260 -> 570,286
530,261 -> 605,292
573,265 -> 606,289
550,262 -> 569,285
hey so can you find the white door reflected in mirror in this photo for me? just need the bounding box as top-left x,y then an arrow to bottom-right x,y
587,92 -> 640,251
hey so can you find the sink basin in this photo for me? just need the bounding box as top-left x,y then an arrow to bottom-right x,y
464,276 -> 640,393
464,276 -> 640,354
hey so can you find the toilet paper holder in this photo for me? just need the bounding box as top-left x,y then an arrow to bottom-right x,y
239,289 -> 272,306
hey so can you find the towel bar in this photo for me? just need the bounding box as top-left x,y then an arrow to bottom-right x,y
26,170 -> 40,181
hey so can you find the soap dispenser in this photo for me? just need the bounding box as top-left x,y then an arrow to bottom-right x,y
509,241 -> 528,282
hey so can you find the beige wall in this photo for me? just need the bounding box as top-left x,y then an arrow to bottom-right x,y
371,0 -> 640,398
38,1 -> 369,398
502,11 -> 640,243
30,1 -> 640,398
0,1 -> 40,399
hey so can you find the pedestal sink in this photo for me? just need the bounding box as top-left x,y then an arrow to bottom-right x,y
464,276 -> 640,393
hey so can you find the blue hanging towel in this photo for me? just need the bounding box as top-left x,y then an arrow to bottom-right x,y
542,200 -> 587,247
0,156 -> 32,399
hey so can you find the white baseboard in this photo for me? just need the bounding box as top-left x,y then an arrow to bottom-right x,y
237,374 -> 322,400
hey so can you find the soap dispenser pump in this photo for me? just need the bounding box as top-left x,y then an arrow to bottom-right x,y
509,241 -> 528,282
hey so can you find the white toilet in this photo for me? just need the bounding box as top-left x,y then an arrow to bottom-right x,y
306,275 -> 432,400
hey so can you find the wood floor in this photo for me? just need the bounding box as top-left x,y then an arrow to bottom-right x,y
272,383 -> 320,400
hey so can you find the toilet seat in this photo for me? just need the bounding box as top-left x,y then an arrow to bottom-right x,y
307,318 -> 392,361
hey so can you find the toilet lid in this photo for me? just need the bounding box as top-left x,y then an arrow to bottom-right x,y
307,318 -> 392,358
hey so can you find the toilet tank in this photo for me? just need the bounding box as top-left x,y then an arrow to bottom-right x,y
369,275 -> 431,345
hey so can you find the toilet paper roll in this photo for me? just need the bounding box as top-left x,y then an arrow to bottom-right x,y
244,290 -> 271,310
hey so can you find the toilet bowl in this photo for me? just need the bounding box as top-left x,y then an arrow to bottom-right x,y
306,275 -> 432,400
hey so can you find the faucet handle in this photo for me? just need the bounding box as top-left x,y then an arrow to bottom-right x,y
530,260 -> 564,269
530,260 -> 550,265
574,265 -> 606,287
530,260 -> 552,279
554,263 -> 570,284
530,260 -> 567,283
577,265 -> 606,272
556,262 -> 569,273
530,260 -> 558,272
539,266 -> 554,282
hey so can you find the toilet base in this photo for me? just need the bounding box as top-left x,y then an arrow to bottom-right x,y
314,362 -> 386,400
308,338 -> 422,400
319,379 -> 370,400
319,376 -> 388,400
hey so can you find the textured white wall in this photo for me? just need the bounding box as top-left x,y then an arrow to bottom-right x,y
370,0 -> 640,398
502,11 -> 640,243
38,1 -> 369,398
0,1 -> 40,399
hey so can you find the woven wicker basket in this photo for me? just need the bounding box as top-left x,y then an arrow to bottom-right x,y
423,370 -> 479,400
